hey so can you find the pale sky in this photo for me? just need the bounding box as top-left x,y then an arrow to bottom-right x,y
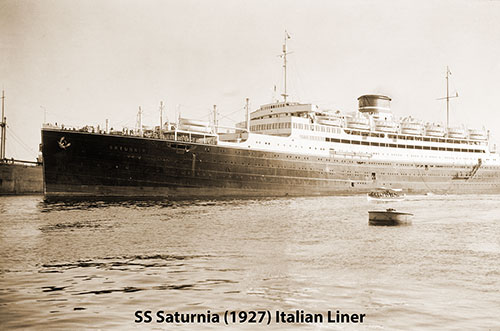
2,0 -> 500,160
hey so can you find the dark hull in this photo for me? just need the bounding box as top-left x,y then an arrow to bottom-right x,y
0,162 -> 43,195
368,210 -> 413,226
41,129 -> 500,198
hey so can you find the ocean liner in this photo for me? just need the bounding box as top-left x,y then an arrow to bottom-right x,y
40,38 -> 500,198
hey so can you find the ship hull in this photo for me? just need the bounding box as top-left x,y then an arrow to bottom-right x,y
368,210 -> 413,226
41,129 -> 500,199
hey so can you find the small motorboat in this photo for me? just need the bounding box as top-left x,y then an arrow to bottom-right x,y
368,208 -> 413,226
367,187 -> 405,202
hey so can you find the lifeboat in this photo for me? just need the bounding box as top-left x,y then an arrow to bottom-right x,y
178,118 -> 211,133
425,123 -> 445,137
374,120 -> 398,133
347,116 -> 370,130
400,121 -> 423,135
468,128 -> 487,140
317,116 -> 342,127
179,118 -> 210,127
447,127 -> 467,139
178,125 -> 212,133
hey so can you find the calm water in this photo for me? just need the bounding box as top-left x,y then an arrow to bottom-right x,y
0,194 -> 499,330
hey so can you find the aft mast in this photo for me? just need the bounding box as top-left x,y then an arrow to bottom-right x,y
280,30 -> 291,103
437,66 -> 458,129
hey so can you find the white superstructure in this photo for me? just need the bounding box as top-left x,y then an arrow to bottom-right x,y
211,94 -> 498,169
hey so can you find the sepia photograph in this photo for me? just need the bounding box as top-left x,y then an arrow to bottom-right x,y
1,0 -> 500,329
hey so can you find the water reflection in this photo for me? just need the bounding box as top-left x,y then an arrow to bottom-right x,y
38,196 -> 285,213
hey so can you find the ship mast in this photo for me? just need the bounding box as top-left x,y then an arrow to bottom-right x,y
1,90 -> 6,160
137,106 -> 143,137
437,66 -> 458,129
280,30 -> 291,103
213,105 -> 218,133
159,101 -> 164,138
245,98 -> 250,131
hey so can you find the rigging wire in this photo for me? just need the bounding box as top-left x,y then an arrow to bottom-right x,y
5,125 -> 38,155
217,106 -> 246,124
